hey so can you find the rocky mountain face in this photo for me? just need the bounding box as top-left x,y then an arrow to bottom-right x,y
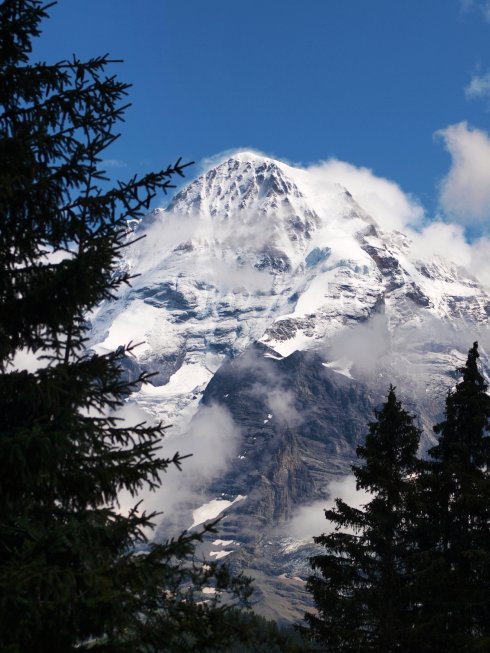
89,152 -> 490,622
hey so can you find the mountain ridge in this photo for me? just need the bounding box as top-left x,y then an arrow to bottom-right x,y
89,151 -> 490,621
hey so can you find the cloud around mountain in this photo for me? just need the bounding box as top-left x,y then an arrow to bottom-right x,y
436,122 -> 490,226
199,146 -> 490,288
298,159 -> 424,233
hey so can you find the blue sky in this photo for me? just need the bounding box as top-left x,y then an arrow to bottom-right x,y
31,0 -> 490,235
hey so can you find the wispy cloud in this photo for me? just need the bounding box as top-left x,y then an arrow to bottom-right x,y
116,402 -> 241,532
328,313 -> 391,379
284,475 -> 371,540
267,388 -> 303,427
465,70 -> 490,101
460,0 -> 490,21
101,158 -> 128,169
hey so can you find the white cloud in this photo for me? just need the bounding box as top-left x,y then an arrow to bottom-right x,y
130,206 -> 275,295
296,159 -> 424,233
328,313 -> 391,378
172,403 -> 240,483
467,235 -> 490,286
465,71 -> 490,100
267,388 -> 303,427
285,475 -> 371,540
117,402 -> 241,529
409,222 -> 490,288
410,222 -> 472,266
436,122 -> 490,224
197,254 -> 274,294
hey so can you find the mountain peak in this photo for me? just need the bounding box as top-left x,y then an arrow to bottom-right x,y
167,150 -> 314,225
108,152 -> 490,383
224,150 -> 276,164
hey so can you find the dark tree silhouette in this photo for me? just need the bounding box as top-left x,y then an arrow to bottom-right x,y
414,342 -> 490,652
0,2 -> 249,651
305,387 -> 422,652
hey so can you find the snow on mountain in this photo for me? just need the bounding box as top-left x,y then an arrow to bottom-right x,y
89,151 -> 490,430
87,151 -> 490,621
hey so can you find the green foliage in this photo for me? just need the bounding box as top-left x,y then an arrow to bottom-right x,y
0,1 -> 250,651
305,387 -> 422,652
414,342 -> 490,652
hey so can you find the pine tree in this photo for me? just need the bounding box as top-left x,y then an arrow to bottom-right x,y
305,387 -> 421,652
414,342 -> 490,652
0,2 -> 249,651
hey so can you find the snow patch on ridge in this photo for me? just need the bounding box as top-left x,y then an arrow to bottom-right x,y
323,359 -> 354,379
191,495 -> 247,529
209,551 -> 232,560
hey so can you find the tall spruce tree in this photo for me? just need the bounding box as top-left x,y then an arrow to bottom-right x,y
305,387 -> 421,652
414,342 -> 490,652
0,2 -> 249,651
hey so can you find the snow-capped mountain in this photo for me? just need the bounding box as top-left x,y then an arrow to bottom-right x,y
91,151 -> 489,424
89,152 -> 490,622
